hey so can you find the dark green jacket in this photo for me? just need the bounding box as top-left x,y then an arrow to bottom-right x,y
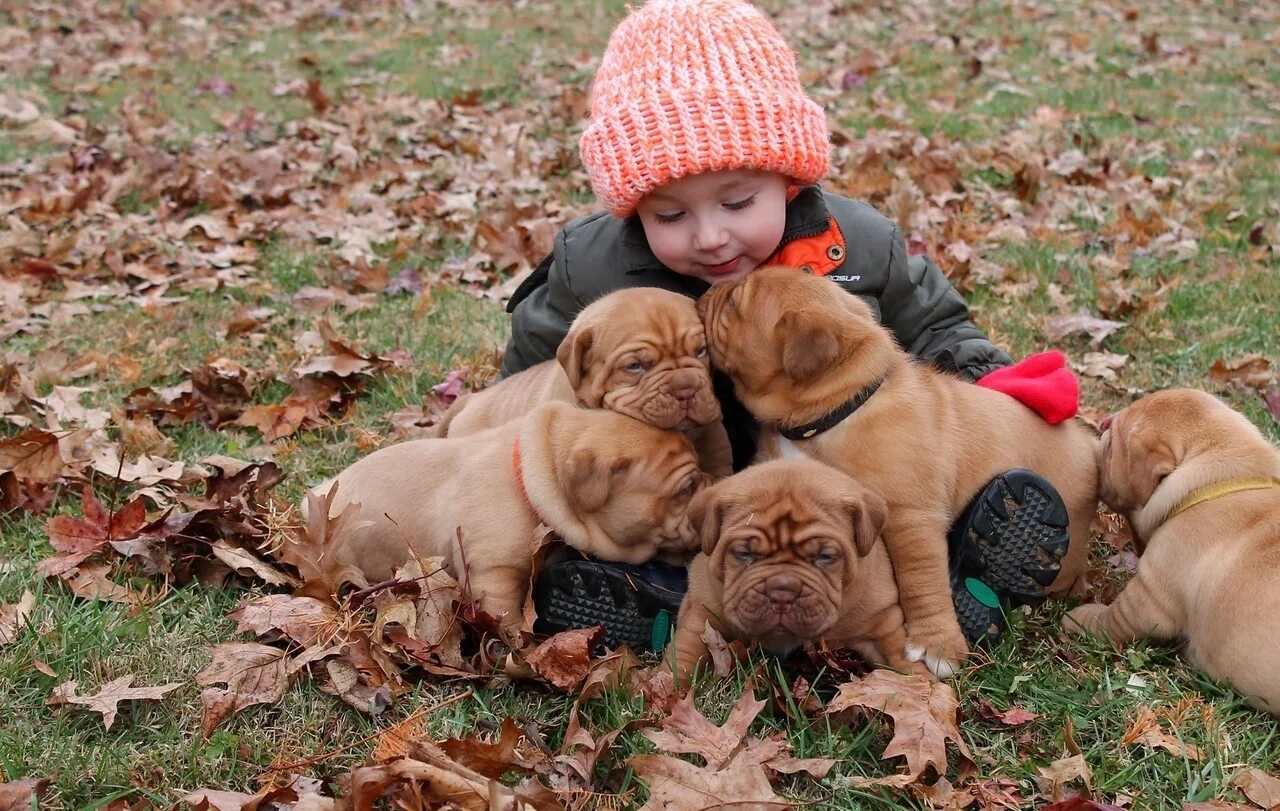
501,186 -> 1011,468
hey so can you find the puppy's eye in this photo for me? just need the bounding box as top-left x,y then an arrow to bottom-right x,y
812,552 -> 839,568
732,547 -> 757,565
624,361 -> 646,374
694,344 -> 708,359
680,477 -> 699,499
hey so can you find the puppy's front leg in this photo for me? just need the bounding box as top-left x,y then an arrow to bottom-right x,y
1064,571 -> 1184,644
465,565 -> 530,633
687,422 -> 734,480
883,508 -> 968,678
669,597 -> 713,682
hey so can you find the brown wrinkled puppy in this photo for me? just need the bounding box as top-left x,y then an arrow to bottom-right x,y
698,267 -> 1098,676
309,401 -> 705,630
1064,389 -> 1280,715
670,459 -> 929,680
436,287 -> 731,478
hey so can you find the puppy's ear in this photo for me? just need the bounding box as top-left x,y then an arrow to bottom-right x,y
556,324 -> 595,394
775,311 -> 842,381
688,482 -> 727,556
1127,435 -> 1176,507
564,448 -> 630,512
844,488 -> 887,558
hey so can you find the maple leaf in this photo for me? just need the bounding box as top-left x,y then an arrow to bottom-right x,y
46,675 -> 180,730
0,590 -> 35,647
826,669 -> 973,779
279,481 -> 372,601
976,700 -> 1040,726
195,642 -> 290,737
39,486 -> 148,577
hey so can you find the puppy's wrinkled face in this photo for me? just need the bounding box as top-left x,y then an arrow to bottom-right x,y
692,459 -> 886,651
696,266 -> 884,408
1099,390 -> 1215,516
565,422 -> 707,563
557,288 -> 721,430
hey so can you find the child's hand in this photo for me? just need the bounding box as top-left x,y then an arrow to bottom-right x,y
975,350 -> 1079,424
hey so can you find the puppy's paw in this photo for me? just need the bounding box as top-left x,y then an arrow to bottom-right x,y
1063,603 -> 1107,637
903,625 -> 968,679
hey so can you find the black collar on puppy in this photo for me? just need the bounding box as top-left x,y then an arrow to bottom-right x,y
778,376 -> 886,441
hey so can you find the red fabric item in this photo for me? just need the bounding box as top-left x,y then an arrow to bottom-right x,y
975,350 -> 1079,425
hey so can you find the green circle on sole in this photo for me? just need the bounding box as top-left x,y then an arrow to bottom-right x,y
965,578 -> 1000,609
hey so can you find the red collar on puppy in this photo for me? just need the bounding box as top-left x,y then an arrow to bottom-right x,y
511,437 -> 546,525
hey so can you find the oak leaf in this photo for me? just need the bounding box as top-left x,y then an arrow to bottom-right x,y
524,626 -> 602,692
228,594 -> 340,648
46,675 -> 180,730
280,481 -> 372,601
826,669 -> 973,779
195,642 -> 289,737
627,755 -> 787,811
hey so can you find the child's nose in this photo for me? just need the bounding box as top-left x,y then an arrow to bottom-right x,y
693,220 -> 729,252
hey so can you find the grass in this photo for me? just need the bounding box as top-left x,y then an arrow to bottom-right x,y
2,0 -> 1278,807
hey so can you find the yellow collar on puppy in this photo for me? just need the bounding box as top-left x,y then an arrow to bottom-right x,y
1168,478 -> 1280,521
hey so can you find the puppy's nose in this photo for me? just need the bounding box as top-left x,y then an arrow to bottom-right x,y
670,370 -> 702,402
765,575 -> 802,611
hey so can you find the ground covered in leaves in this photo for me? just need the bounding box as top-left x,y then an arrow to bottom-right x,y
2,0 -> 1279,808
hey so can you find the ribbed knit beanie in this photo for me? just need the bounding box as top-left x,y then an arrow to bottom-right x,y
579,0 -> 830,218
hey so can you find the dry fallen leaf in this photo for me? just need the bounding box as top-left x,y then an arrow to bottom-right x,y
1044,313 -> 1127,346
523,626 -> 602,692
281,481 -> 372,601
195,642 -> 290,737
1208,354 -> 1275,391
1036,754 -> 1093,803
826,669 -> 973,779
46,675 -> 180,730
1232,766 -> 1280,810
0,590 -> 35,646
627,755 -> 788,811
1120,705 -> 1205,761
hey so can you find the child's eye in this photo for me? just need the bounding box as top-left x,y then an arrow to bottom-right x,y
724,194 -> 757,212
655,211 -> 685,224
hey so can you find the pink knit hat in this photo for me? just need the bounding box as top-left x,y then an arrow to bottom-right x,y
579,0 -> 830,219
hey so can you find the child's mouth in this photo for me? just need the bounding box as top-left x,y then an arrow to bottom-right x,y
702,257 -> 741,277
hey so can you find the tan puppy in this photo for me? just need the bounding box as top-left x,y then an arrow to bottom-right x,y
436,287 -> 731,478
309,401 -> 705,630
1064,389 -> 1280,715
671,459 -> 928,679
698,267 -> 1098,676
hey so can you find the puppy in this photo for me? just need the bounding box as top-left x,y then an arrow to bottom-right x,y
1064,389 -> 1280,715
309,401 -> 705,630
436,287 -> 732,478
698,266 -> 1098,676
671,459 -> 928,679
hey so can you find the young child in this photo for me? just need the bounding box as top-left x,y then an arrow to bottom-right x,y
508,0 -> 1081,658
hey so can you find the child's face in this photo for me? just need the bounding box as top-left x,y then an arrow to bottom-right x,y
635,169 -> 788,285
